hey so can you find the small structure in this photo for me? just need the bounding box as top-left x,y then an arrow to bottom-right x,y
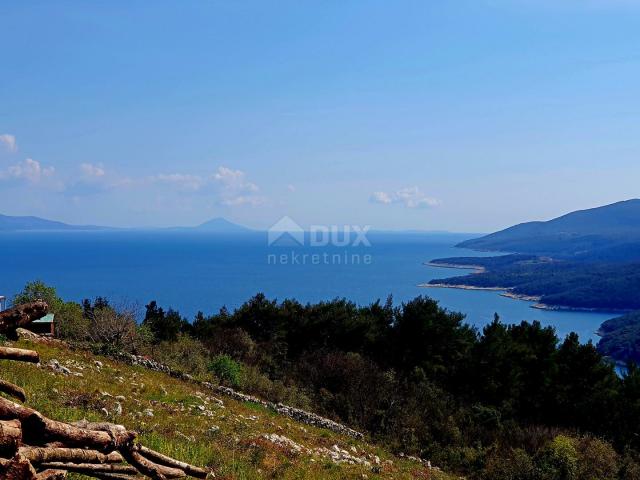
0,296 -> 6,312
30,313 -> 55,336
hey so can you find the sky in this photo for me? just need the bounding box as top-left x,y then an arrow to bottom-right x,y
1,0 -> 640,232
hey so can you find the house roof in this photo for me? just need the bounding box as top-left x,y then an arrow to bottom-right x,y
33,313 -> 55,324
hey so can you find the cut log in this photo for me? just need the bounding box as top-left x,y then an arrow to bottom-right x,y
36,470 -> 68,480
0,396 -> 133,451
81,473 -> 138,480
37,462 -> 138,475
22,412 -> 136,451
0,394 -> 37,421
0,379 -> 27,402
0,301 -> 49,335
121,445 -> 186,479
0,346 -> 40,363
139,445 -> 208,478
20,447 -> 124,464
71,419 -> 128,437
0,419 -> 22,456
0,453 -> 38,480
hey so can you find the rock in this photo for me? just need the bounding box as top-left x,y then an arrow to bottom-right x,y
47,359 -> 72,375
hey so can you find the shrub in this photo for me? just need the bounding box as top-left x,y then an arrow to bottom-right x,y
55,301 -> 89,340
537,435 -> 578,480
239,365 -> 312,409
576,436 -> 618,480
620,451 -> 640,480
209,354 -> 243,387
482,447 -> 535,480
151,334 -> 210,377
86,305 -> 138,354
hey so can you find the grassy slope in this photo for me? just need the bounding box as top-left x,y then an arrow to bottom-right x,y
1,339 -> 456,480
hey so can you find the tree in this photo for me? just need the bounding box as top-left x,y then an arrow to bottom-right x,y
13,281 -> 61,311
142,301 -> 187,342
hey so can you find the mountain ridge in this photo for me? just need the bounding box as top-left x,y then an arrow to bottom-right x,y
457,199 -> 640,260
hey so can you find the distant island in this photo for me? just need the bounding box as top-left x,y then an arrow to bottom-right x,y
0,213 -> 252,233
0,213 -> 107,232
171,217 -> 254,233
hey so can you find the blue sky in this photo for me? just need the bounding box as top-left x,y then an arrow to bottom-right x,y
1,0 -> 640,231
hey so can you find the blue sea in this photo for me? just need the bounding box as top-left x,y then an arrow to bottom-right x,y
0,231 -> 616,343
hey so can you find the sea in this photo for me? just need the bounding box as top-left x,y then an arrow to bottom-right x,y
0,231 -> 616,343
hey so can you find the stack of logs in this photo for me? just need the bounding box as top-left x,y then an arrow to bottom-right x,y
0,301 -> 209,480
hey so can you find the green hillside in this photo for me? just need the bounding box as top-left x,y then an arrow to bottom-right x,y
1,336 -> 453,480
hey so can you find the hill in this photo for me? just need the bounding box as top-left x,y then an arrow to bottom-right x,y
1,334 -> 451,480
457,199 -> 640,260
597,311 -> 640,364
0,214 -> 105,232
427,200 -> 640,310
193,217 -> 252,233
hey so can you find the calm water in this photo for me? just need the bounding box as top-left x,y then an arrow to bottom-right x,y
0,231 -> 615,343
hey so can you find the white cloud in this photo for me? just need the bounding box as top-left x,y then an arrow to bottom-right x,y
80,162 -> 106,178
213,166 -> 259,193
1,158 -> 55,183
220,195 -> 265,207
287,184 -> 296,192
212,166 -> 263,206
370,191 -> 392,204
0,134 -> 17,152
148,166 -> 265,207
151,173 -> 205,191
370,186 -> 441,209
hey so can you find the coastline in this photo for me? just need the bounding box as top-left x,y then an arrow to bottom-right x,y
419,282 -> 624,314
419,283 -> 508,292
424,261 -> 486,273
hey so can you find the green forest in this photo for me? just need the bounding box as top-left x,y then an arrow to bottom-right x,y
429,255 -> 640,311
15,281 -> 640,480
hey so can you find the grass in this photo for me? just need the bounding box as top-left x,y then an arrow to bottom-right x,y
1,338 -> 458,479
